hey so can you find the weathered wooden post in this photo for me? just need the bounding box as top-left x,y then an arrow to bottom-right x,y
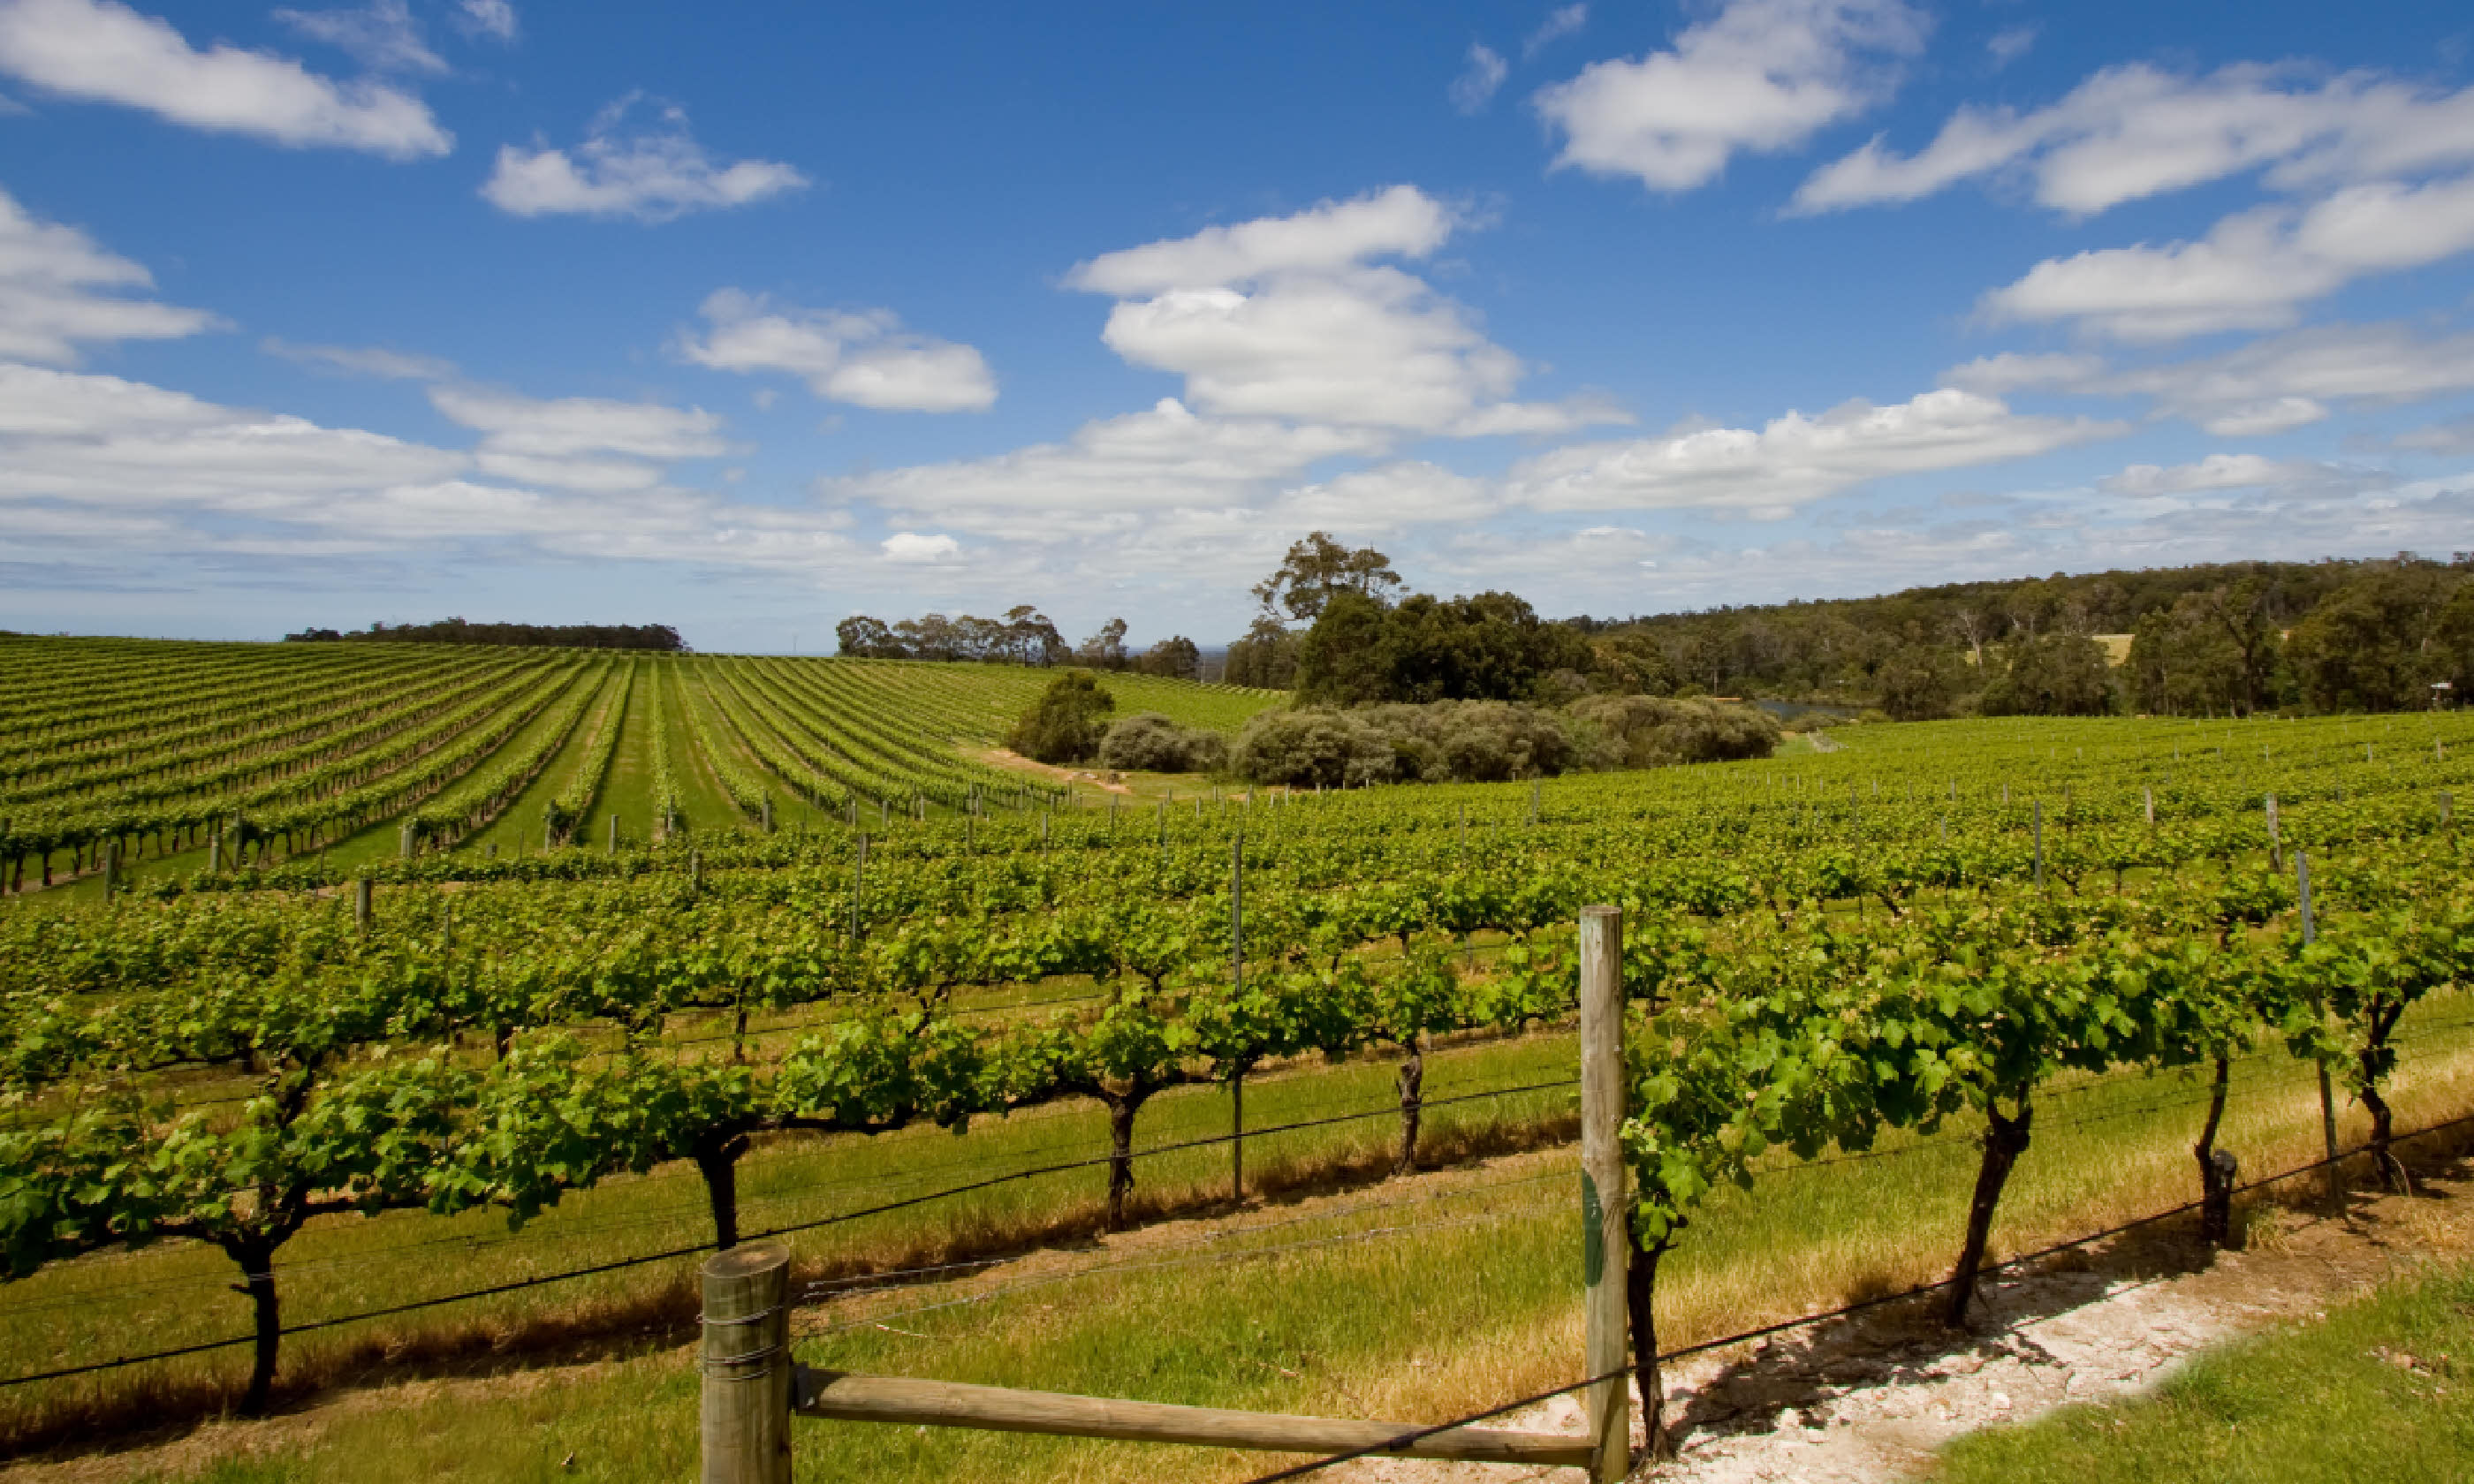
691,851 -> 702,893
700,1239 -> 793,1484
2265,793 -> 2281,872
761,797 -> 773,834
1231,830 -> 1246,1203
1578,904 -> 1630,1483
608,814 -> 618,855
101,840 -> 117,903
2144,784 -> 2155,824
2299,852 -> 2341,1210
209,830 -> 222,874
354,877 -> 372,934
2032,800 -> 2044,891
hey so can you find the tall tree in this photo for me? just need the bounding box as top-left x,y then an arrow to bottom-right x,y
1251,532 -> 1402,625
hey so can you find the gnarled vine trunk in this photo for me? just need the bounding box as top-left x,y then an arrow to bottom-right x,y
2193,1056 -> 2238,1246
222,1235 -> 282,1416
1394,1036 -> 1423,1177
1945,1092 -> 2033,1327
1625,1224 -> 1676,1461
1104,1096 -> 1141,1230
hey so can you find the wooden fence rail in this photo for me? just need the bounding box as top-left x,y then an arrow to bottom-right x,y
699,905 -> 1635,1482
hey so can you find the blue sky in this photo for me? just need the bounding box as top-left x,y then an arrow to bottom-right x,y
4,0 -> 2473,653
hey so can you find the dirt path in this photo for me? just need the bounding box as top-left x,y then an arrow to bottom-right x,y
1343,1165 -> 2474,1483
978,746 -> 1133,793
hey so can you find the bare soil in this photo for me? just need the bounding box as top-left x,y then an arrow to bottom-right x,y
1342,1162 -> 2474,1483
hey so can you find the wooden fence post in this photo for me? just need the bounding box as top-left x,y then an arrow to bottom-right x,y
608,814 -> 618,856
701,1240 -> 792,1484
2144,785 -> 2154,824
354,877 -> 372,934
101,840 -> 117,903
1231,831 -> 1245,1203
1578,904 -> 1630,1483
2265,793 -> 2281,872
2298,852 -> 2341,1210
2032,800 -> 2044,892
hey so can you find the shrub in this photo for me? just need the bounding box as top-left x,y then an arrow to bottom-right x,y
1005,670 -> 1115,764
1358,700 -> 1575,782
1231,709 -> 1398,788
1098,713 -> 1226,773
1564,695 -> 1780,768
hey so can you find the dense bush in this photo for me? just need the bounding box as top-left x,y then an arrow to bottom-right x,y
1005,670 -> 1115,764
1233,695 -> 1776,786
1232,709 -> 1399,788
1359,700 -> 1575,782
1565,695 -> 1781,768
1098,713 -> 1226,773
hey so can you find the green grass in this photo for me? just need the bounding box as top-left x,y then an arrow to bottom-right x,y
42,1002 -> 2474,1484
1928,1261 -> 2474,1484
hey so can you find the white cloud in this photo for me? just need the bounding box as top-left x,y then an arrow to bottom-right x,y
1522,4 -> 1587,60
481,95 -> 807,222
2396,414 -> 2474,455
2105,322 -> 2474,432
0,362 -> 874,572
427,382 -> 731,491
1065,185 -> 1454,298
1066,187 -> 1619,435
1502,387 -> 2124,513
0,0 -> 451,156
2098,453 -> 2320,496
1450,42 -> 1506,114
1534,0 -> 1928,193
1985,26 -> 2036,70
880,531 -> 960,564
680,289 -> 996,413
453,0 -> 515,43
1936,351 -> 2106,397
273,0 -> 442,75
262,336 -> 454,381
1980,172 -> 2474,340
1795,63 -> 2474,216
836,397 -> 1392,527
0,185 -> 220,364
1270,461 -> 1499,532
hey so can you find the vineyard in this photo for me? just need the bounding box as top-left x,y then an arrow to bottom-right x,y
1,634 -> 2471,1480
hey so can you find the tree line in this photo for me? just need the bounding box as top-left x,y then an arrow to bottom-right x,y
283,618 -> 685,651
837,608 -> 1201,678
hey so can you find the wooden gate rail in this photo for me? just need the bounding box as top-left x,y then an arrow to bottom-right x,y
700,905 -> 1635,1483
792,1367 -> 1594,1466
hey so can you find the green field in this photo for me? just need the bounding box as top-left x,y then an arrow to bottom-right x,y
4,635 -> 2473,1480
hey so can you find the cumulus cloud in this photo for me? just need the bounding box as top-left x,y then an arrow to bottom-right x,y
453,0 -> 516,42
1534,0 -> 1928,193
2396,414 -> 2474,455
1270,461 -> 1500,532
880,531 -> 960,564
1979,172 -> 2474,340
1522,4 -> 1587,60
679,289 -> 995,413
428,382 -> 732,491
0,0 -> 451,156
0,360 -> 874,575
2105,322 -> 2474,433
262,337 -> 454,382
1501,387 -> 2123,514
1065,186 -> 1619,435
273,0 -> 442,75
1795,62 -> 2474,216
482,95 -> 807,222
1066,185 -> 1455,297
1449,42 -> 1506,114
2097,453 -> 2325,496
836,397 -> 1392,529
1985,25 -> 2036,70
0,185 -> 220,364
1936,351 -> 2106,397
